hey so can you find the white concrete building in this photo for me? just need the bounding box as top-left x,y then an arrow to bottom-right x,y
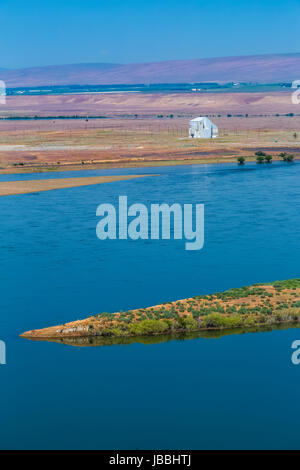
189,117 -> 218,139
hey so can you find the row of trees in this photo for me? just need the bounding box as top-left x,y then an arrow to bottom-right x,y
237,151 -> 295,165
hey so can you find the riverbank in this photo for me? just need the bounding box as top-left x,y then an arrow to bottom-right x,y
0,157 -> 241,174
1,154 -> 298,176
0,174 -> 150,196
20,279 -> 300,341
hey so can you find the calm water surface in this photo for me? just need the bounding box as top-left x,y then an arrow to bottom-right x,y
0,162 -> 300,449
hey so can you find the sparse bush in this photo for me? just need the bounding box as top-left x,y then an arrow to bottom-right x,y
255,151 -> 266,157
281,153 -> 294,162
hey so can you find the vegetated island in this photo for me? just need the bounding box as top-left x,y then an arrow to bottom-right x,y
20,279 -> 300,342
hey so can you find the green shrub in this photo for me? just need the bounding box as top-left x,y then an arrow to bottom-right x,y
128,319 -> 169,336
202,314 -> 243,329
178,316 -> 197,331
255,151 -> 266,157
282,153 -> 294,162
271,279 -> 300,289
243,316 -> 257,327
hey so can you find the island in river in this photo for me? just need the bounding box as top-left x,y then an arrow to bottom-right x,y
20,279 -> 300,342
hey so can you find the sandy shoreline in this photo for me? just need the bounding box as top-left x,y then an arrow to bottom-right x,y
0,157 -> 237,175
0,174 -> 150,196
1,155 -> 298,176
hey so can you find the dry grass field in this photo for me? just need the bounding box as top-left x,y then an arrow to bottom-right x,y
0,91 -> 299,172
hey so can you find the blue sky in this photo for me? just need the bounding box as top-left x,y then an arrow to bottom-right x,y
1,0 -> 300,68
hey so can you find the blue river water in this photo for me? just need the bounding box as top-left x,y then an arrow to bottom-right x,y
0,161 -> 300,449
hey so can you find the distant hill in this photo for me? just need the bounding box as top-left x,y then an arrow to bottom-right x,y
1,63 -> 121,87
1,54 -> 300,87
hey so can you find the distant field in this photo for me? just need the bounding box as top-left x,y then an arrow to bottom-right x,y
6,82 -> 293,96
0,90 -> 298,117
0,90 -> 299,172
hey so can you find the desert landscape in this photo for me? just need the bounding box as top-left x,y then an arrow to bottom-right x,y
3,0 -> 300,452
0,89 -> 299,173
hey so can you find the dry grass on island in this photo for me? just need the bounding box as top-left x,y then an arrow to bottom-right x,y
20,279 -> 300,341
0,174 -> 150,196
